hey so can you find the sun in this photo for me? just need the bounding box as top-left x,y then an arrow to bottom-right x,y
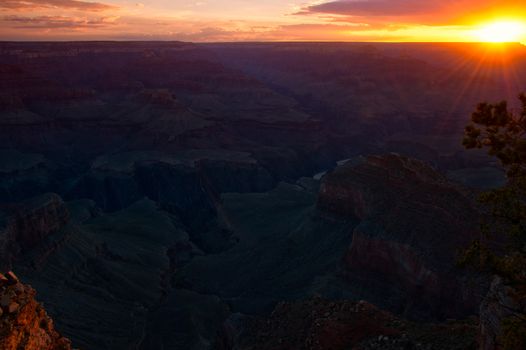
475,20 -> 526,43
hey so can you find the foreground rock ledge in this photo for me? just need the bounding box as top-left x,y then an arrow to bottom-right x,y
229,297 -> 478,350
0,271 -> 72,350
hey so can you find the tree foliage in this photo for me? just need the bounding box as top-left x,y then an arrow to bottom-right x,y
464,94 -> 526,178
462,94 -> 526,349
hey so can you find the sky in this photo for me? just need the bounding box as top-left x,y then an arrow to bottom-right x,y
1,0 -> 526,42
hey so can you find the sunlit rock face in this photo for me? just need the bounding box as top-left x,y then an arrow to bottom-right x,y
0,271 -> 72,350
318,154 -> 482,319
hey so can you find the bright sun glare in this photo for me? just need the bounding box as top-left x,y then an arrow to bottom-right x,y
476,21 -> 526,43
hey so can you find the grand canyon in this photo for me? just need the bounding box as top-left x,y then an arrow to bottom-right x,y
0,40 -> 525,349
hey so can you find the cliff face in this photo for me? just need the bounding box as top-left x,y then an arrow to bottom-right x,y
479,277 -> 526,350
0,271 -> 71,350
0,194 -> 69,270
318,154 -> 481,319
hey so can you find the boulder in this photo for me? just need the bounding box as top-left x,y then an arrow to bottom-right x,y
7,301 -> 19,313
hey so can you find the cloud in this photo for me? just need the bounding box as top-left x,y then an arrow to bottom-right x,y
1,15 -> 119,29
301,0 -> 437,17
0,0 -> 116,12
299,0 -> 526,25
3,1 -> 523,41
170,25 -> 285,42
0,14 -> 466,42
174,22 -> 403,42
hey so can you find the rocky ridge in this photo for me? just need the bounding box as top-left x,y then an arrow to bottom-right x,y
230,297 -> 478,350
0,154 -> 492,350
0,194 -> 69,270
0,271 -> 72,350
479,276 -> 526,350
318,154 -> 481,319
0,41 -> 522,350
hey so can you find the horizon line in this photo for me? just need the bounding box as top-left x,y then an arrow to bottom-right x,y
0,40 -> 524,45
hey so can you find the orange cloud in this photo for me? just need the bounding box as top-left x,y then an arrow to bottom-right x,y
1,0 -> 525,42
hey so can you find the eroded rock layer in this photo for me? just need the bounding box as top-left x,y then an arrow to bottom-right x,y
0,271 -> 72,350
318,154 -> 481,319
0,194 -> 69,270
231,297 -> 478,350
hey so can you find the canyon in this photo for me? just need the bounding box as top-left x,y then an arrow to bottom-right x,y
0,41 -> 524,349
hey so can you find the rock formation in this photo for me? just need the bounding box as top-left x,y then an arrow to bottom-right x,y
1,41 -> 523,349
318,154 -> 481,319
230,297 -> 478,350
479,276 -> 526,350
0,194 -> 69,270
0,271 -> 72,350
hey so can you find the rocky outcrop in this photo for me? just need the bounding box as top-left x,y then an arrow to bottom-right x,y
231,298 -> 398,350
12,199 -> 198,350
479,276 -> 526,350
0,271 -> 72,350
0,194 -> 69,270
69,150 -> 275,228
229,297 -> 478,350
2,41 -> 521,350
318,154 -> 481,319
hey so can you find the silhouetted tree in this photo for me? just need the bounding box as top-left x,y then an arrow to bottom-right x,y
462,94 -> 526,348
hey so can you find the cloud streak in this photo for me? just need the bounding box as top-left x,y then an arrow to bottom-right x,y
1,0 -> 525,41
302,0 -> 437,17
2,15 -> 119,29
300,0 -> 526,25
0,0 -> 116,12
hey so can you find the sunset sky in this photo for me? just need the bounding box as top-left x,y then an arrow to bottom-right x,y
1,0 -> 526,42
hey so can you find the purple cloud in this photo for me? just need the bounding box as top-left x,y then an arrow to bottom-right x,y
299,0 -> 523,25
304,0 -> 439,17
